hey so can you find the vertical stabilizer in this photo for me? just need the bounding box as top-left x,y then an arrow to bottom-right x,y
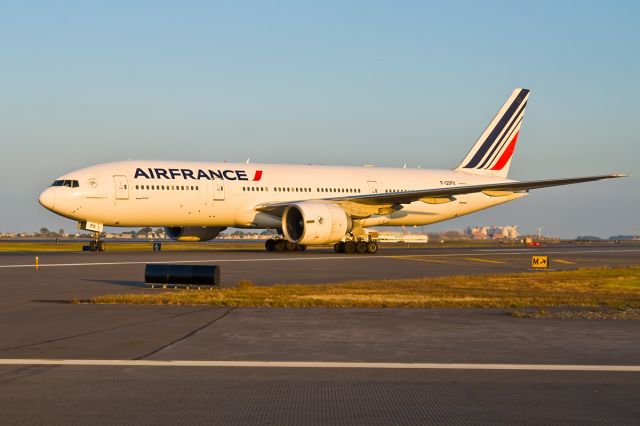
456,88 -> 530,178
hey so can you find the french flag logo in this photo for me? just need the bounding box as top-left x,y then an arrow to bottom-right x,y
253,170 -> 263,181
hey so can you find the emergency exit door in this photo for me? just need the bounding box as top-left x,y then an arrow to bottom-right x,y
114,175 -> 129,200
367,181 -> 379,194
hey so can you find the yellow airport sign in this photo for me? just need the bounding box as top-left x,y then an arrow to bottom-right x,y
531,255 -> 549,269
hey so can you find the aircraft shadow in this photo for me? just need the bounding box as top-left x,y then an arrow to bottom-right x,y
86,279 -> 147,288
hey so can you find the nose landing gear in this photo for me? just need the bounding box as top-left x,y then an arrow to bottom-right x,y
88,233 -> 105,252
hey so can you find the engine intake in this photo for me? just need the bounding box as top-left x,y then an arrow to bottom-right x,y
164,226 -> 226,242
282,202 -> 352,245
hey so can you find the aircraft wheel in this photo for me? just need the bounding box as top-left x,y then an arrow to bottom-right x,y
97,241 -> 106,252
89,241 -> 97,252
275,240 -> 286,252
344,241 -> 356,254
265,239 -> 276,251
366,241 -> 378,254
297,244 -> 307,251
335,241 -> 346,253
286,241 -> 298,251
356,241 -> 368,254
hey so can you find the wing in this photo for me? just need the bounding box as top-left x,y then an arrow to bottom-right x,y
255,174 -> 627,217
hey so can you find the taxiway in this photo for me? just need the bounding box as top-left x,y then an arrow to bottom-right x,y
0,244 -> 638,424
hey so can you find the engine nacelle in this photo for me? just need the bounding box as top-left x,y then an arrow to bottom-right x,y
282,202 -> 352,245
164,226 -> 226,242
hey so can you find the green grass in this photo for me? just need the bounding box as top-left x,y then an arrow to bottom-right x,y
84,266 -> 640,309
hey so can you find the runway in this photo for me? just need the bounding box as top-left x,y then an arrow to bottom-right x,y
0,244 -> 638,424
1,244 -> 639,288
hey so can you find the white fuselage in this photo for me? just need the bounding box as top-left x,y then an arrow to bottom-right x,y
39,160 -> 527,230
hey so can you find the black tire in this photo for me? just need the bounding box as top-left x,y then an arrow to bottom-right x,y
275,240 -> 286,252
286,241 -> 298,251
336,241 -> 346,253
356,240 -> 368,254
89,241 -> 97,252
297,244 -> 307,251
97,241 -> 106,252
265,239 -> 276,251
366,241 -> 378,254
334,243 -> 341,253
344,241 -> 356,254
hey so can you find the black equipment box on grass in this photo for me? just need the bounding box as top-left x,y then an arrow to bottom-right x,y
144,264 -> 220,289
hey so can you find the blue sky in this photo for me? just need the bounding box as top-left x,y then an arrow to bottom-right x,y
1,1 -> 638,238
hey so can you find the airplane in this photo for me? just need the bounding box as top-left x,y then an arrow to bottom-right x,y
38,88 -> 626,253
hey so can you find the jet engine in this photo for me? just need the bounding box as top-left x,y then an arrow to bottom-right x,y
164,226 -> 227,242
282,202 -> 352,245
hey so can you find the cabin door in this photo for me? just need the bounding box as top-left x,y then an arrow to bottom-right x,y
457,182 -> 468,205
367,181 -> 379,194
113,175 -> 129,200
213,181 -> 225,201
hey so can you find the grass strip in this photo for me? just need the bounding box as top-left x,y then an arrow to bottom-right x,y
84,266 -> 640,309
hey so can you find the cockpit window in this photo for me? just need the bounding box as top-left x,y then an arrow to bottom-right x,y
51,180 -> 79,188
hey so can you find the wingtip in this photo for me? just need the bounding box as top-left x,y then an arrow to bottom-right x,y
610,173 -> 630,178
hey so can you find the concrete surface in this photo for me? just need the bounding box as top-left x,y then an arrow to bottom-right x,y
0,245 -> 638,424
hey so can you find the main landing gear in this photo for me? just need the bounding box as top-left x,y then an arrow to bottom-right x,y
334,238 -> 378,255
264,237 -> 378,254
265,238 -> 307,252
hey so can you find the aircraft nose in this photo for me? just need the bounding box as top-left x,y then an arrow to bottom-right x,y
38,188 -> 55,210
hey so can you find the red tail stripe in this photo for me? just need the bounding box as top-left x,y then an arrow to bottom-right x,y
253,170 -> 263,181
490,131 -> 519,171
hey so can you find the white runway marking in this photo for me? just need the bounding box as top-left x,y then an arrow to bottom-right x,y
0,359 -> 638,371
0,256 -> 374,269
0,249 -> 638,269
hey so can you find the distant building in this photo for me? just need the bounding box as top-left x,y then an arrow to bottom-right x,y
465,225 -> 519,240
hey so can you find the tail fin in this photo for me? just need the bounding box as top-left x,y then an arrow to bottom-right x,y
456,88 -> 530,178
